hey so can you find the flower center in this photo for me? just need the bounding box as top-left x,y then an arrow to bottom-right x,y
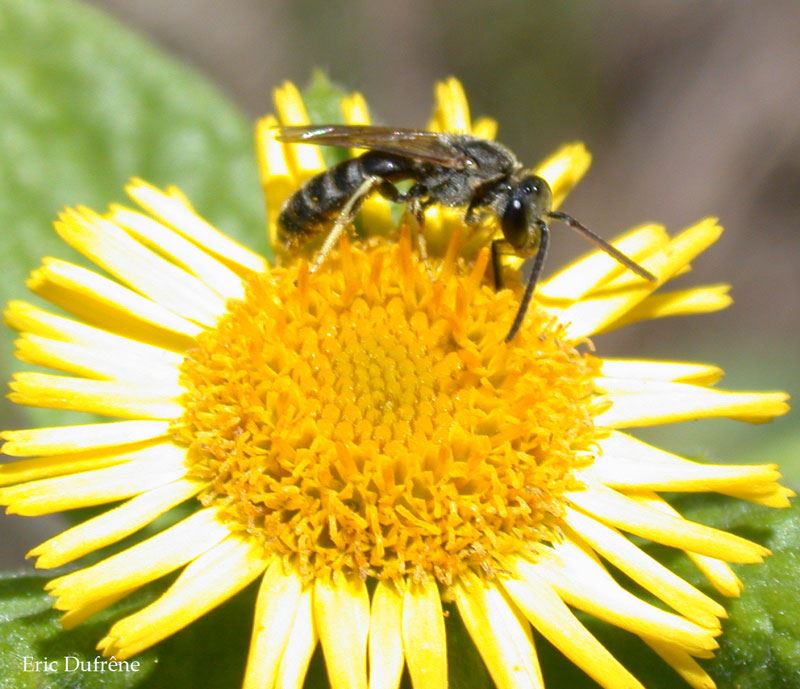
172,235 -> 599,584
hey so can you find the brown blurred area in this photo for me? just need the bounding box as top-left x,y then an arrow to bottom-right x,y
2,1 -> 798,566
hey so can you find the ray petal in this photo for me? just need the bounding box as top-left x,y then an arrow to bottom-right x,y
501,564 -> 645,689
273,81 -> 326,181
402,578 -> 448,689
598,359 -> 723,386
243,559 -> 303,689
645,639 -> 717,689
274,586 -> 317,689
46,507 -> 230,610
369,580 -> 405,689
29,479 -> 203,568
533,142 -> 592,210
98,536 -> 267,660
454,572 -> 544,689
314,573 -> 370,689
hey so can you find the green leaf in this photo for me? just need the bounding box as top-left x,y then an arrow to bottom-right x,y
0,0 -> 266,429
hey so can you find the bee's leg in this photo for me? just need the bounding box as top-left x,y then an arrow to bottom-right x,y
311,176 -> 382,272
490,238 -> 513,291
505,223 -> 550,342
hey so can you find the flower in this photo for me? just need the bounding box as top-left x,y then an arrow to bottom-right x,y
0,77 -> 792,689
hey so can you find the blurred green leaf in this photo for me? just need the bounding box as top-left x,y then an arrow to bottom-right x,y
0,0 -> 266,429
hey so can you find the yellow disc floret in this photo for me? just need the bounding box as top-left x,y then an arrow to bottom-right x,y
172,233 -> 599,584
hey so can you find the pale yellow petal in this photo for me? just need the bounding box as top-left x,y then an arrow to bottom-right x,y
538,538 -> 720,654
369,580 -> 405,689
98,536 -> 267,660
15,333 -> 180,385
582,431 -> 784,497
256,114 -> 297,254
501,565 -> 645,689
275,587 -> 317,689
630,493 -> 744,597
562,507 -> 726,627
598,359 -> 723,386
537,224 -> 668,301
4,300 -> 184,366
597,285 -> 732,333
645,639 -> 717,689
60,590 -> 132,630
0,439 -> 166,486
567,482 -> 768,563
0,420 -> 170,457
532,142 -> 592,210
126,179 -> 267,274
594,379 -> 789,427
314,573 -> 370,689
454,573 -> 544,689
109,205 -> 246,300
431,77 -> 472,133
0,442 -> 187,515
402,577 -> 448,689
27,258 -> 201,346
471,117 -> 498,141
29,479 -> 203,568
273,81 -> 326,181
341,92 -> 394,237
55,207 -> 226,326
9,372 -> 183,419
243,559 -> 302,689
46,507 -> 230,610
559,218 -> 723,339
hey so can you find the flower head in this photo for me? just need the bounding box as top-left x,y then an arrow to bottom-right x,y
1,78 -> 792,689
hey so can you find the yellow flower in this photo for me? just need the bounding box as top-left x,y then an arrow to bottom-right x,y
0,77 -> 792,689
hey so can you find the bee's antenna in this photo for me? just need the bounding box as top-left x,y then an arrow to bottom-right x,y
505,223 -> 550,343
547,211 -> 656,282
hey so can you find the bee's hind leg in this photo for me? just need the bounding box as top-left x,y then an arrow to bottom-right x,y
311,176 -> 383,272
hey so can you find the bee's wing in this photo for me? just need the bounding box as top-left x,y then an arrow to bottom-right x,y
275,125 -> 470,168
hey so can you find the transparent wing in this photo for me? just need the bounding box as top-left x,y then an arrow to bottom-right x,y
275,125 -> 470,168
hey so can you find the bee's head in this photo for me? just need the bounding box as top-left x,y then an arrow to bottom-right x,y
500,174 -> 553,250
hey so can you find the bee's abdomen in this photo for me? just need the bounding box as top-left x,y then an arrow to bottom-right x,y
278,152 -> 415,245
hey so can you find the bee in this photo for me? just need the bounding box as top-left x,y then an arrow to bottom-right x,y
276,125 -> 655,341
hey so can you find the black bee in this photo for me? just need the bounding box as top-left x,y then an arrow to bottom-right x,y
276,125 -> 655,341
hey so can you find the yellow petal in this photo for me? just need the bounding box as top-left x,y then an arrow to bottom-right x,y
314,573 -> 370,689
560,218 -> 723,339
369,580 -> 405,689
598,359 -> 723,386
15,333 -> 180,384
402,577 -> 448,689
454,572 -> 544,689
125,178 -> 267,274
533,142 -> 592,210
109,205 -> 246,300
0,442 -> 187,515
501,564 -> 645,689
55,207 -> 226,326
256,114 -> 297,254
582,431 -> 784,496
275,586 -> 317,689
273,81 -> 326,181
537,224 -> 667,301
430,77 -> 472,133
0,439 -> 165,486
29,479 -> 203,568
539,538 -> 720,653
27,258 -> 201,346
630,493 -> 744,597
645,639 -> 717,689
471,117 -> 498,141
562,507 -> 726,627
46,507 -> 230,610
243,559 -> 303,689
0,420 -> 170,457
4,300 -> 184,366
9,372 -> 183,419
98,536 -> 267,660
597,285 -> 732,333
567,482 -> 769,563
594,379 -> 789,427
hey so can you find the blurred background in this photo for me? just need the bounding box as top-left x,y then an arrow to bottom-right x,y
2,0 -> 798,566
